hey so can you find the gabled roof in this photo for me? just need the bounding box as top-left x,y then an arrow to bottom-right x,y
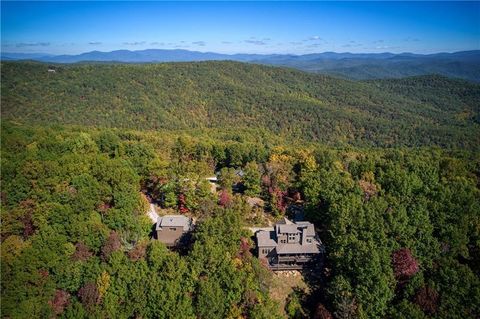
296,222 -> 316,236
276,240 -> 322,254
295,221 -> 310,226
257,230 -> 277,247
256,218 -> 323,255
156,215 -> 191,231
278,224 -> 301,234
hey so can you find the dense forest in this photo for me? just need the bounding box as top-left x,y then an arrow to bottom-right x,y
2,61 -> 479,150
2,121 -> 479,318
1,61 -> 480,318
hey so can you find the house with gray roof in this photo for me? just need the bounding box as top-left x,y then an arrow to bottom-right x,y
256,217 -> 323,270
156,215 -> 193,247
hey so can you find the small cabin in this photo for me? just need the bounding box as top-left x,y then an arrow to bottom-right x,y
156,215 -> 193,247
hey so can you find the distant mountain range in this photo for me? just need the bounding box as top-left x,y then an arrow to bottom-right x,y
2,49 -> 480,82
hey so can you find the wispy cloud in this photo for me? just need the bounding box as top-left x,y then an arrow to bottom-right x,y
221,41 -> 232,44
88,41 -> 102,45
308,35 -> 322,41
375,45 -> 399,50
303,36 -> 327,44
123,41 -> 146,46
245,39 -> 267,45
150,42 -> 165,46
192,41 -> 206,46
16,42 -> 50,47
306,43 -> 323,48
290,42 -> 302,45
373,40 -> 384,44
404,37 -> 420,42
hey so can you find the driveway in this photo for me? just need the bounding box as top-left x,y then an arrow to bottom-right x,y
147,203 -> 159,224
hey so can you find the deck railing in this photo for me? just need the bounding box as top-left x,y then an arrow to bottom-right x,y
268,264 -> 304,270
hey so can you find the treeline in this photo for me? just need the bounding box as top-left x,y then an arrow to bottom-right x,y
2,121 -> 479,318
1,61 -> 479,150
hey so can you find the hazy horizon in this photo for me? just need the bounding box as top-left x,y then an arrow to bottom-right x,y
2,48 -> 480,58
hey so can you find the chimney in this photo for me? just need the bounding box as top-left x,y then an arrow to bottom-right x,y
301,227 -> 307,245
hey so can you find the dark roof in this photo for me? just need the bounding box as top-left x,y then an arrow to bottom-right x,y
279,224 -> 301,234
257,230 -> 277,247
256,217 -> 323,255
296,222 -> 316,236
156,215 -> 192,231
276,241 -> 321,254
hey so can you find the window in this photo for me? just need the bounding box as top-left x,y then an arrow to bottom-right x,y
306,238 -> 312,243
280,240 -> 286,244
169,227 -> 177,231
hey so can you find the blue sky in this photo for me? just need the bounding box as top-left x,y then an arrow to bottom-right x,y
1,1 -> 479,55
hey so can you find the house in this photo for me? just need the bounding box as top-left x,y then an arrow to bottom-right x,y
256,217 -> 323,270
156,215 -> 193,247
205,176 -> 218,193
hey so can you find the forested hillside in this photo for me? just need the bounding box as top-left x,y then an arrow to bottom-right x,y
2,61 -> 479,150
1,122 -> 479,318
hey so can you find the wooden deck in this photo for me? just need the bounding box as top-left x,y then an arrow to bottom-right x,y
268,263 -> 305,271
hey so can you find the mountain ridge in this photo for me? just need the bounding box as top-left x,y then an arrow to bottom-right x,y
1,49 -> 480,63
2,49 -> 480,82
2,60 -> 479,150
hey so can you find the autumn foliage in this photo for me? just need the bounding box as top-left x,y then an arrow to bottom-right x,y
313,303 -> 333,319
20,200 -> 37,239
414,286 -> 439,315
101,231 -> 121,261
269,187 -> 287,214
237,237 -> 251,260
128,242 -> 147,261
178,193 -> 189,214
218,189 -> 231,207
392,248 -> 419,279
78,282 -> 99,311
72,242 -> 93,261
49,290 -> 70,315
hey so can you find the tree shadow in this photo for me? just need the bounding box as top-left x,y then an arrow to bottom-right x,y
298,254 -> 330,317
149,223 -> 157,239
